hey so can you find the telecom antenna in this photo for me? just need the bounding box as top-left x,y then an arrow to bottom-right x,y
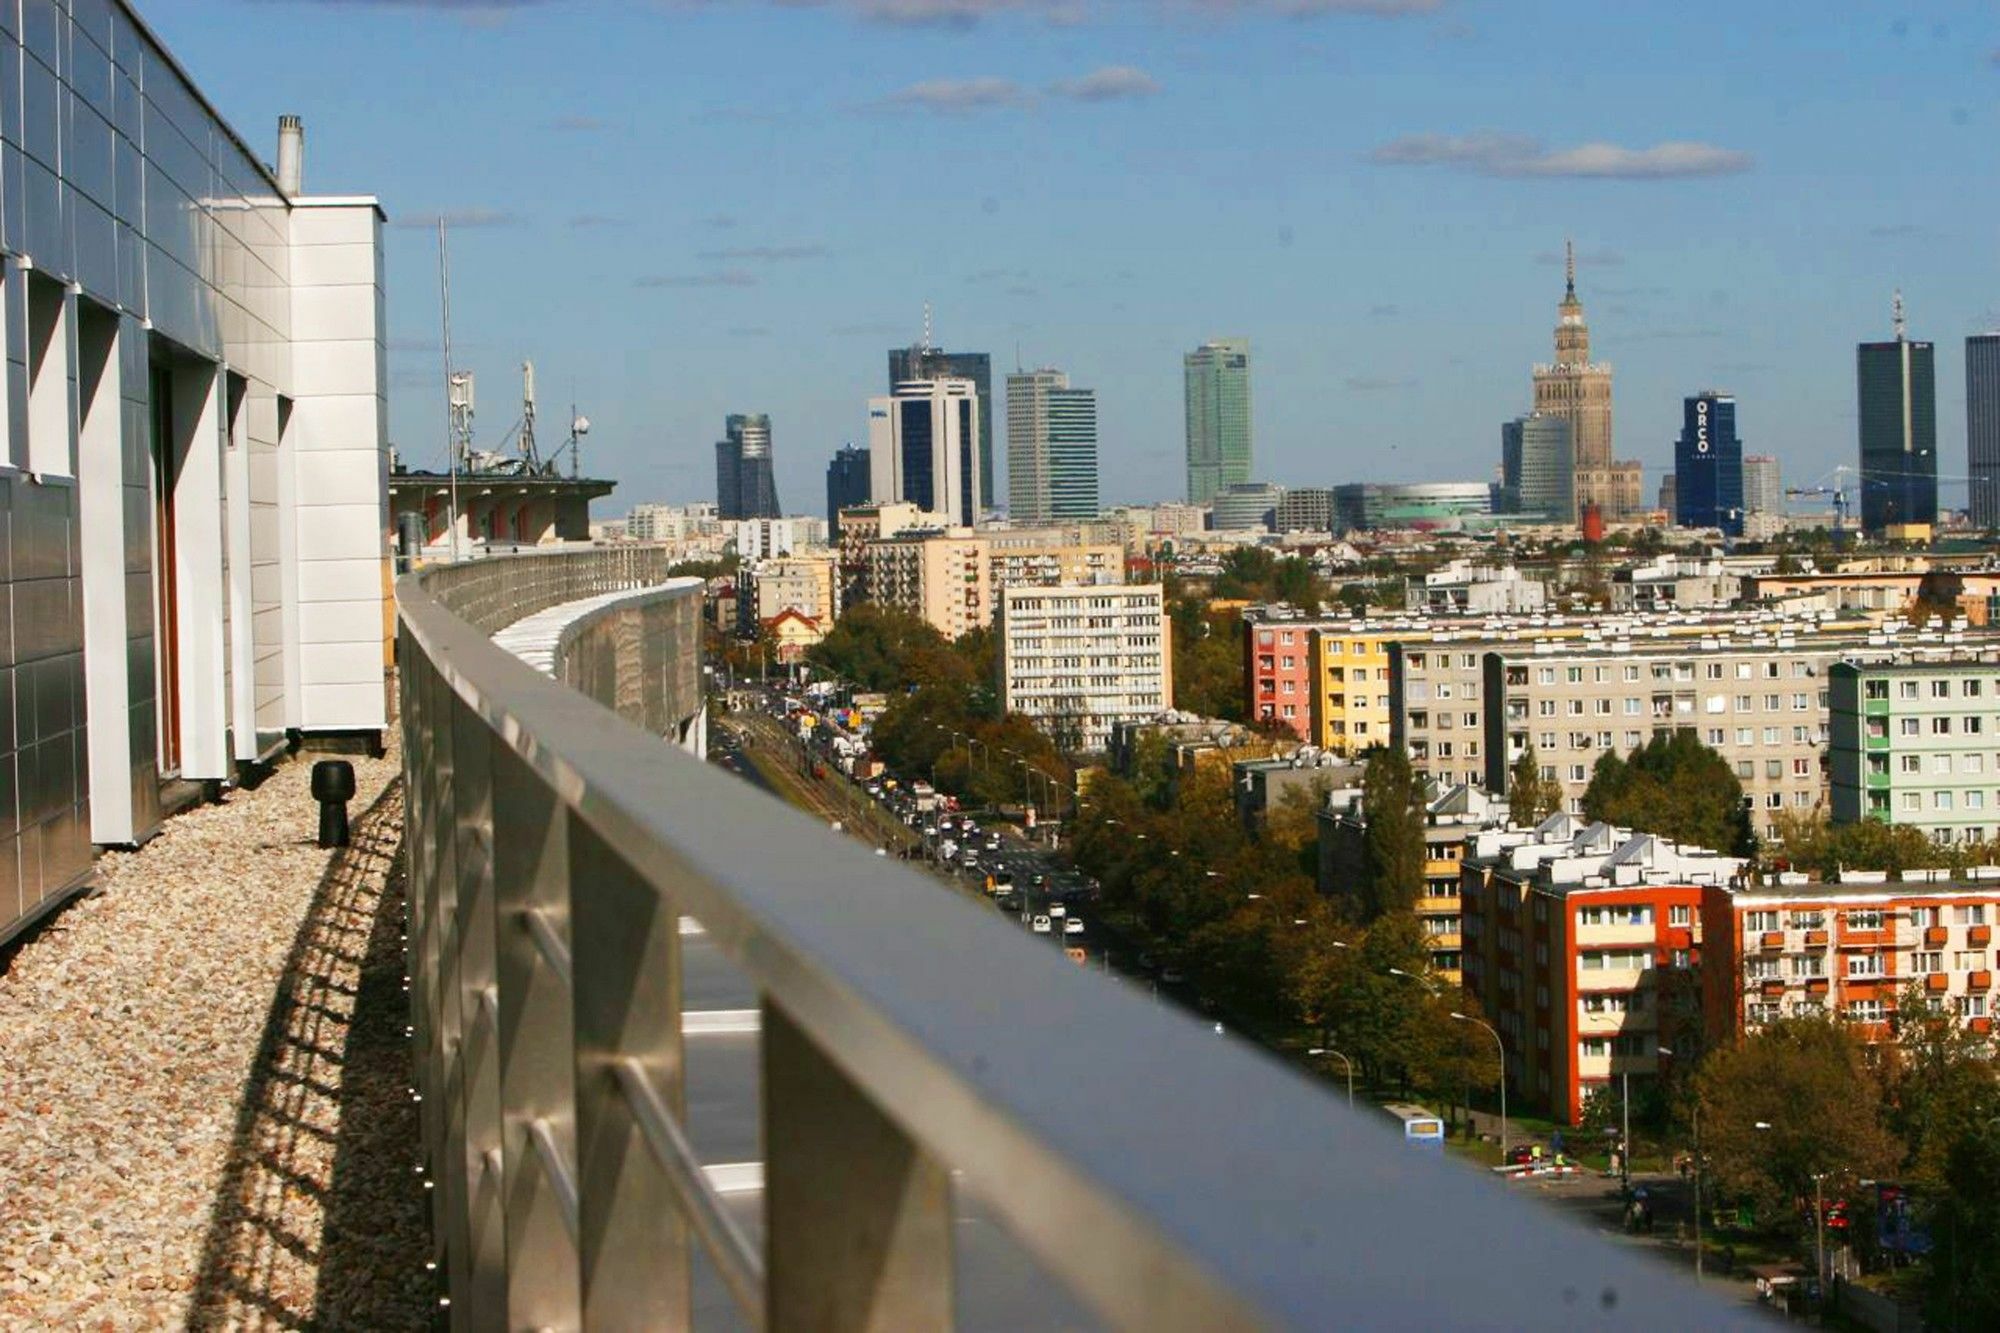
520,359 -> 539,470
1892,289 -> 1906,341
438,218 -> 463,561
922,301 -> 933,353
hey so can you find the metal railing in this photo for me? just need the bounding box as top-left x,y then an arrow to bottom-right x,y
399,550 -> 1747,1330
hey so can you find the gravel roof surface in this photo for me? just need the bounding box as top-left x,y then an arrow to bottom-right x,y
0,740 -> 430,1330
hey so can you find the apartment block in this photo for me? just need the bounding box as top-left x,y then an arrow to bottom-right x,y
1407,562 -> 1548,615
737,554 -> 839,636
1244,605 -> 1338,739
1320,782 -> 1506,984
1460,818 -> 1743,1124
1307,622 -> 1419,754
984,527 -> 1124,599
1830,656 -> 2000,841
1701,872 -> 2000,1040
1479,641 -> 1865,837
998,585 -> 1171,753
864,530 -> 988,640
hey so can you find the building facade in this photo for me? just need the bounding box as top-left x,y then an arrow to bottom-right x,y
825,443 -> 870,539
1969,334 -> 2000,530
1829,657 -> 2000,843
715,412 -> 780,520
1006,367 -> 1099,523
1479,640 -> 1860,836
869,377 -> 982,527
864,530 -> 988,640
1500,412 -> 1575,523
891,344 -> 992,515
737,555 -> 839,636
1461,819 -> 1740,1124
1702,874 -> 2000,1042
1212,481 -> 1282,531
0,10 -> 391,944
1244,605 -> 1335,739
1532,245 -> 1641,520
1409,562 -> 1548,616
1333,482 -> 1491,533
1858,302 -> 1937,532
1184,337 -> 1251,505
1742,454 -> 1782,519
1274,487 -> 1333,534
997,583 -> 1171,752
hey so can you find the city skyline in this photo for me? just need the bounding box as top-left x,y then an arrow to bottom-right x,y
140,3 -> 2000,512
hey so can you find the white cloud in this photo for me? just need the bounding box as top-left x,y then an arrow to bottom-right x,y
1372,133 -> 1752,180
1050,65 -> 1160,101
633,271 -> 760,289
879,76 -> 1030,112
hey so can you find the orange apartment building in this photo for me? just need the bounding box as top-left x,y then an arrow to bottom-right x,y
1701,872 -> 2000,1041
1460,816 -> 1744,1124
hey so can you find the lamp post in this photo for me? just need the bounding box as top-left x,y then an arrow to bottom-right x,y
1660,1045 -> 1702,1282
1308,1046 -> 1356,1107
1451,1011 -> 1507,1163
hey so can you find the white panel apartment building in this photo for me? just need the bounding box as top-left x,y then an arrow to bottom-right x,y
998,584 -> 1171,752
0,4 -> 389,945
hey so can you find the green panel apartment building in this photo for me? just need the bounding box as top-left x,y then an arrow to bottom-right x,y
1831,658 -> 2000,842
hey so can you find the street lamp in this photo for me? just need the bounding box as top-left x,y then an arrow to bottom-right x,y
1308,1047 -> 1356,1107
1661,1045 -> 1703,1283
1451,1011 -> 1508,1163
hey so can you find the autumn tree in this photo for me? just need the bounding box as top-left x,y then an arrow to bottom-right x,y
1507,744 -> 1562,828
1698,1018 -> 1902,1231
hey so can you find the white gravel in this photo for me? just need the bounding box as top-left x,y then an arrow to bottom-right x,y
0,740 -> 430,1330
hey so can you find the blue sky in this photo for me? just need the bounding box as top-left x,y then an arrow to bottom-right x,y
152,1 -> 2000,512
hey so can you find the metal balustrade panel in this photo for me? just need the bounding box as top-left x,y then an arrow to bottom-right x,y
398,554 -> 1756,1332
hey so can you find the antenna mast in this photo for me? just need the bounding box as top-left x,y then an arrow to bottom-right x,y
520,359 -> 539,470
922,301 -> 933,353
438,218 -> 463,561
1892,289 -> 1907,341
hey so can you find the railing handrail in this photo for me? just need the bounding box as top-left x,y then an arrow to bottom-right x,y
400,552 -> 1747,1329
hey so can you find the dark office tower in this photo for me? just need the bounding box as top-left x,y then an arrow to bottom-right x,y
716,413 -> 780,520
825,443 -> 871,538
1673,392 -> 1744,536
1969,334 -> 2000,530
1500,412 -> 1574,522
890,344 -> 993,509
1857,294 -> 1936,532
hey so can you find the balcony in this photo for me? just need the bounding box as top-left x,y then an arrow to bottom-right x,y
1925,925 -> 1949,948
1973,925 -> 1993,947
1971,970 -> 1994,991
397,552 -> 1713,1327
1925,973 -> 1951,993
1803,929 -> 1829,948
1759,930 -> 1785,951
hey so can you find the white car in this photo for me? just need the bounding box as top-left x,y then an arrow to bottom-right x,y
1030,914 -> 1053,934
1049,904 -> 1067,919
1064,918 -> 1085,936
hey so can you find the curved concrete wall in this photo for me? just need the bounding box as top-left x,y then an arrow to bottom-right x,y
413,548 -> 706,746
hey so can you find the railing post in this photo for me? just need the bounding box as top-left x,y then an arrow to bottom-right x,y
764,1001 -> 954,1331
492,742 -> 581,1329
423,658 -> 468,1296
568,813 -> 689,1327
449,693 -> 507,1324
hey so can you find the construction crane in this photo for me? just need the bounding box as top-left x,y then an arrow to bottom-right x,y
1786,463 -> 1977,532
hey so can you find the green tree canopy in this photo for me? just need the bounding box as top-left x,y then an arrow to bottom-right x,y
805,604 -> 955,693
1583,730 -> 1755,856
1358,746 -> 1426,919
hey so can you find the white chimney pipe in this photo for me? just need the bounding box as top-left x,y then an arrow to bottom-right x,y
276,115 -> 304,196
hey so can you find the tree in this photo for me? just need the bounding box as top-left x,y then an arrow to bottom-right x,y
1698,1018 -> 1902,1232
1358,747 -> 1426,918
805,604 -> 953,692
1168,597 -> 1246,719
1583,730 -> 1755,857
1924,1121 -> 2000,1328
1886,984 -> 2000,1188
1507,745 -> 1562,827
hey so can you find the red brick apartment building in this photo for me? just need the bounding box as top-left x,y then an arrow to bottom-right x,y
1701,872 -> 2000,1043
1242,605 -> 1329,739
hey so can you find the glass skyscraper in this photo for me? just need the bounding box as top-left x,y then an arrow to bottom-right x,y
1007,368 -> 1099,522
1673,392 -> 1744,536
716,413 -> 780,520
1500,412 -> 1574,523
1857,306 -> 1936,532
825,443 -> 871,538
890,346 -> 992,509
866,378 -> 982,527
1969,334 -> 2000,530
1184,338 -> 1252,505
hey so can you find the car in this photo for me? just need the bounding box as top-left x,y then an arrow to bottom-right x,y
1064,918 -> 1085,936
1048,903 -> 1067,919
1161,967 -> 1186,985
1031,873 -> 1048,888
1030,914 -> 1053,934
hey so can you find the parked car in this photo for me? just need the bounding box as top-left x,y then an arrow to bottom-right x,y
1064,918 -> 1085,936
1030,914 -> 1053,934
